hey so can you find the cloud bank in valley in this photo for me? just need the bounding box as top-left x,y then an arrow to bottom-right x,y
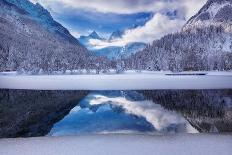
89,13 -> 186,49
31,0 -> 207,48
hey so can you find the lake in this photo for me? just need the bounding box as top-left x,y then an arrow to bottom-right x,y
0,89 -> 231,137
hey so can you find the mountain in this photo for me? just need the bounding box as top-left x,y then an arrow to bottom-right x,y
183,0 -> 232,32
0,0 -> 92,73
5,0 -> 80,44
89,31 -> 102,39
123,42 -> 147,57
109,30 -> 124,41
125,0 -> 232,71
79,31 -> 104,49
79,31 -> 102,41
94,42 -> 147,59
79,31 -> 147,59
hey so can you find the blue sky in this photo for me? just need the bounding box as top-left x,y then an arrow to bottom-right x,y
30,0 -> 206,47
55,10 -> 153,38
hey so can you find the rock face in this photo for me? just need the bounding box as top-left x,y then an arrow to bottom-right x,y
0,90 -> 88,138
141,90 -> 232,133
183,0 -> 232,32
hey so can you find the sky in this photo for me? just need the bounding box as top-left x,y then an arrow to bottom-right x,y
30,0 -> 207,48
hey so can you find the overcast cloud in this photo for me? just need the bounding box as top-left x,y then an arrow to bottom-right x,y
31,0 -> 207,48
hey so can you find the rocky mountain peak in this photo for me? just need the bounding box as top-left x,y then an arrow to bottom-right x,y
182,0 -> 232,32
109,30 -> 123,41
89,31 -> 101,39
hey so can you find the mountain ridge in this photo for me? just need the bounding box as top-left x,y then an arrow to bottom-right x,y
125,0 -> 232,71
183,0 -> 232,32
4,0 -> 80,45
0,0 -> 92,73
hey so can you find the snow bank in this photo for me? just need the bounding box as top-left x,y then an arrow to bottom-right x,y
0,134 -> 231,155
0,71 -> 231,90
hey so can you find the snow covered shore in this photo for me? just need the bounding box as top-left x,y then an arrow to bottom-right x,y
0,71 -> 232,90
0,134 -> 231,155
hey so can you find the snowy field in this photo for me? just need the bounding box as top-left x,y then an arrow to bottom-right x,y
0,134 -> 231,155
0,71 -> 231,90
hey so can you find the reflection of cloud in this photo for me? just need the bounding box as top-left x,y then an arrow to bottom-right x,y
89,94 -> 198,133
89,13 -> 185,48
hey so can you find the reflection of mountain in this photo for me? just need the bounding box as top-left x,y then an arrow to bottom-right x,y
0,90 -> 231,138
141,90 -> 232,133
78,31 -> 147,59
49,91 -> 197,136
0,89 -> 88,138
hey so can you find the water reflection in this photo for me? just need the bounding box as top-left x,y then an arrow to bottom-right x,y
0,89 -> 231,138
49,91 -> 198,136
0,90 -> 88,138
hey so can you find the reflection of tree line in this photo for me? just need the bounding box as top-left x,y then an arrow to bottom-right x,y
0,90 -> 231,137
140,90 -> 232,132
0,90 -> 88,138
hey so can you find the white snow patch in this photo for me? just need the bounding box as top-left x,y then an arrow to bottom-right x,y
0,71 -> 231,90
0,134 -> 231,155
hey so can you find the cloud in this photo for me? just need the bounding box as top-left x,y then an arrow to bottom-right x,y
31,0 -> 176,14
89,13 -> 186,48
68,29 -> 81,38
30,0 -> 207,48
85,0 -> 206,48
31,0 -> 206,18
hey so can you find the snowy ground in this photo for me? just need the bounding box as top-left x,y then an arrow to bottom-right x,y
0,134 -> 231,155
0,71 -> 231,90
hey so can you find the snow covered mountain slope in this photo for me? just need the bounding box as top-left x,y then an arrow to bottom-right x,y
4,0 -> 80,44
79,31 -> 146,59
125,0 -> 232,71
0,0 -> 90,72
94,42 -> 147,60
183,0 -> 232,32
